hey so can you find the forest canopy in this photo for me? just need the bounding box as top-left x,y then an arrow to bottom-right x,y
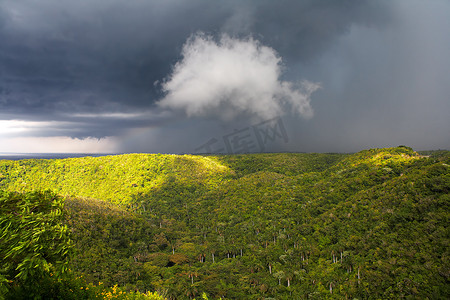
0,147 -> 448,299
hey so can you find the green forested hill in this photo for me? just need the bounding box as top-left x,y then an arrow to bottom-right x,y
0,147 -> 449,299
0,154 -> 232,206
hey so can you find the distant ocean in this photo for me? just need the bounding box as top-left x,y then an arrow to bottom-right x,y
0,153 -> 114,160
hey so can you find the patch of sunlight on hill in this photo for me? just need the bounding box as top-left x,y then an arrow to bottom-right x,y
0,153 -> 233,207
368,152 -> 420,167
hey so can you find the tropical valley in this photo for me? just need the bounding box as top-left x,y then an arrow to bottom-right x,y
0,146 -> 449,299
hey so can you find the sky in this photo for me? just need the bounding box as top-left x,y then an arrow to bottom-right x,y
0,0 -> 449,154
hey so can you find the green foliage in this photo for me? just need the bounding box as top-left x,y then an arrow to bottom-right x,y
0,190 -> 72,298
0,154 -> 231,208
214,152 -> 345,177
0,191 -> 166,299
0,147 -> 449,299
64,196 -> 157,290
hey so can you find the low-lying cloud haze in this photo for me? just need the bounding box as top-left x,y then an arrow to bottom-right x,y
0,0 -> 449,153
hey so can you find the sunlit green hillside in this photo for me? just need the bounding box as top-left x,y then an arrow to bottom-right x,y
1,147 -> 449,299
0,154 -> 233,206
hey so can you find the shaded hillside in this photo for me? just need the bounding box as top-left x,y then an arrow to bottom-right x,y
213,153 -> 345,177
0,190 -> 167,300
0,147 -> 449,299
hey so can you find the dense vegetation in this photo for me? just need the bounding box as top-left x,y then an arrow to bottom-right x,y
0,147 -> 448,299
0,190 -> 165,300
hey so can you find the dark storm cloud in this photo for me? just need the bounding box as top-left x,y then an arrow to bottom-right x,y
245,0 -> 390,63
0,0 -> 448,152
0,0 -> 232,116
0,0 -> 387,116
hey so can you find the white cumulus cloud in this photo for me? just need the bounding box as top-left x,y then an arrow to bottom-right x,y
158,34 -> 320,120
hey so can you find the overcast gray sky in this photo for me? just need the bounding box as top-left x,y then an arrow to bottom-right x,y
0,0 -> 449,153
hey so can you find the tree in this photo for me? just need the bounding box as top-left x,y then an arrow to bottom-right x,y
0,190 -> 72,297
